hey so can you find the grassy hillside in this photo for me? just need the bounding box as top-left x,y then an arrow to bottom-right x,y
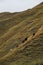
0,2 -> 43,65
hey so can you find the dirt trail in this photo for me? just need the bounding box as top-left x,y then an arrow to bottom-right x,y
0,35 -> 33,60
0,26 -> 43,61
33,26 -> 43,38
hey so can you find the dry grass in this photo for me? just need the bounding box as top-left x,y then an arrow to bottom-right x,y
0,2 -> 43,65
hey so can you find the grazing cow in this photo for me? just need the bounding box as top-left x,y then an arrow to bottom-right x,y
22,37 -> 28,43
33,33 -> 35,36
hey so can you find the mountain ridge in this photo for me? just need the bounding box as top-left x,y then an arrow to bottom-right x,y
0,2 -> 43,65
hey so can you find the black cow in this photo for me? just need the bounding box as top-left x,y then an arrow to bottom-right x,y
22,37 -> 28,43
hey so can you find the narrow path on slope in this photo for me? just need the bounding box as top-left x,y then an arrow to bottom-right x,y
0,26 -> 43,61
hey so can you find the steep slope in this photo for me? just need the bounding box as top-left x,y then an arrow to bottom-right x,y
0,2 -> 43,37
0,2 -> 43,65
